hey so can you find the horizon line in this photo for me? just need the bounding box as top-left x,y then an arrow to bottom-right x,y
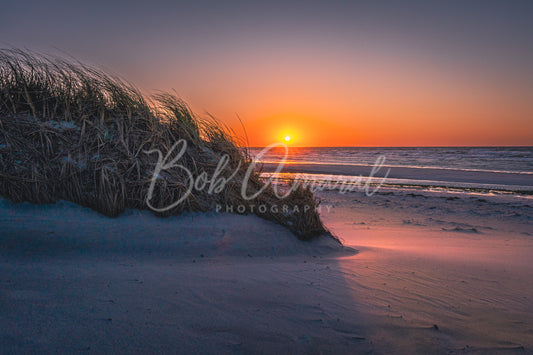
245,145 -> 533,149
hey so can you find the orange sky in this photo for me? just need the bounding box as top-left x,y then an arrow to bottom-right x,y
4,1 -> 532,146
130,32 -> 533,147
171,52 -> 533,147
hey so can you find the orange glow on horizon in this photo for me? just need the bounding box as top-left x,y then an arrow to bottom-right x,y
226,98 -> 533,147
148,46 -> 533,147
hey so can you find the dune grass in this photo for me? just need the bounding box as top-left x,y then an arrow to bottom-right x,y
0,49 -> 329,240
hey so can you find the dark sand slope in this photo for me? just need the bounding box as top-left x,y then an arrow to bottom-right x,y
0,199 -> 364,354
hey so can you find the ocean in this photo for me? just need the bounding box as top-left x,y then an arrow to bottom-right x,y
249,147 -> 533,195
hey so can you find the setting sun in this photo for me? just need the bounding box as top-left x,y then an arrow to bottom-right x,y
284,135 -> 291,142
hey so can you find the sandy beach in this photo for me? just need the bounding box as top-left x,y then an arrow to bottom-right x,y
1,186 -> 531,354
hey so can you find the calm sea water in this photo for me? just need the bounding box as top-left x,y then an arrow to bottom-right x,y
248,147 -> 533,193
249,147 -> 533,174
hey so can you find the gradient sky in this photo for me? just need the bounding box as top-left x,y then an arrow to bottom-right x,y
1,0 -> 532,146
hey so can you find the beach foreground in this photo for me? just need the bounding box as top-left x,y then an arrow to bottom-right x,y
1,189 -> 532,354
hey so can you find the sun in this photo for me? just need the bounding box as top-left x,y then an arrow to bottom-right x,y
284,135 -> 292,142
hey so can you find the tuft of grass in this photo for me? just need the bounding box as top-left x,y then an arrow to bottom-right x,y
0,48 -> 331,241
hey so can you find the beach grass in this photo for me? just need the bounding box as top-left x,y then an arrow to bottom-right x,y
0,48 -> 328,240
